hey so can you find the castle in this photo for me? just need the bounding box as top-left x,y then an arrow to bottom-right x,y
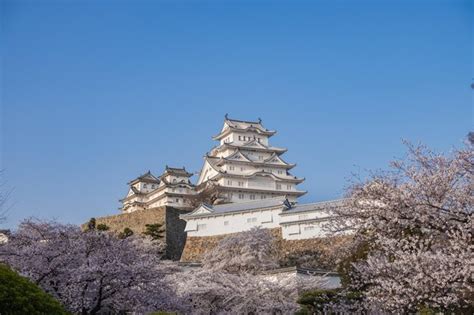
121,115 -> 306,212
116,115 -> 347,261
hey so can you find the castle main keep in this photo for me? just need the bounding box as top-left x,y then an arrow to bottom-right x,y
113,115 -> 348,261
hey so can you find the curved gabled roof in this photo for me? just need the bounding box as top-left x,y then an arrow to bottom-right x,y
161,165 -> 193,178
127,171 -> 160,185
279,199 -> 349,215
221,149 -> 253,163
212,115 -> 277,140
182,196 -> 287,218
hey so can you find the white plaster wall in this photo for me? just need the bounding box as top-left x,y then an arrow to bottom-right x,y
281,221 -> 331,240
220,131 -> 269,146
279,210 -> 331,225
185,207 -> 283,237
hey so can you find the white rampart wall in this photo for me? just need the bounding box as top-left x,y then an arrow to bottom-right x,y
184,207 -> 282,237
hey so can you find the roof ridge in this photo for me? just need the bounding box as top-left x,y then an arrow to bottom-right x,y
224,114 -> 262,125
295,198 -> 349,207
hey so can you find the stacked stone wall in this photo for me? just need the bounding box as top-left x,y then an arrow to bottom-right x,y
84,207 -> 166,234
181,228 -> 351,269
83,207 -> 192,260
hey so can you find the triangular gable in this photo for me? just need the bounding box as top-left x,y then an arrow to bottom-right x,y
197,159 -> 222,185
225,150 -> 252,162
245,170 -> 282,181
127,188 -> 136,197
241,139 -> 268,149
189,204 -> 214,216
141,174 -> 159,181
264,153 -> 288,165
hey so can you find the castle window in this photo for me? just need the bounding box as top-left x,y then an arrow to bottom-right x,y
304,225 -> 315,231
238,193 -> 244,199
227,180 -> 232,186
258,156 -> 263,160
151,184 -> 155,189
197,223 -> 207,230
176,198 -> 180,203
229,165 -> 235,171
144,184 -> 148,188
287,185 -> 292,190
247,217 -> 257,223
239,136 -> 242,140
250,194 -> 255,200
238,181 -> 244,187
278,170 -> 283,174
240,167 -> 244,171
276,184 -> 282,190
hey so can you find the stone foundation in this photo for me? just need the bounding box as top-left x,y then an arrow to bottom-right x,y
180,228 -> 351,269
83,206 -> 192,260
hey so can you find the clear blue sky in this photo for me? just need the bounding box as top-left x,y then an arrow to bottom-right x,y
1,0 -> 472,229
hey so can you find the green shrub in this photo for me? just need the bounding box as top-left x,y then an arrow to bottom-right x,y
86,217 -> 96,230
96,223 -> 110,231
118,227 -> 134,239
143,223 -> 164,240
0,264 -> 68,315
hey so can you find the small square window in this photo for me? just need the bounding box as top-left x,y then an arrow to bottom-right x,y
224,221 -> 229,226
247,217 -> 257,223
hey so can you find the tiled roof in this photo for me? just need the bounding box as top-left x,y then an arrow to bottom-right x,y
163,165 -> 193,177
280,199 -> 349,215
128,171 -> 160,185
204,196 -> 287,214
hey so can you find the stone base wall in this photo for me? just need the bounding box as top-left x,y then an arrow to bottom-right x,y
181,228 -> 351,269
86,207 -> 167,234
84,207 -> 192,260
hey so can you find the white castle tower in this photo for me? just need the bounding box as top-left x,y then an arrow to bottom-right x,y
196,115 -> 306,203
120,167 -> 196,212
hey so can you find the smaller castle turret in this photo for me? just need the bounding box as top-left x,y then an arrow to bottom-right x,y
120,167 -> 196,213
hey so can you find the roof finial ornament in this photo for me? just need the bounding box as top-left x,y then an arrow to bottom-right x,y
165,165 -> 169,170
225,113 -> 229,120
258,117 -> 262,123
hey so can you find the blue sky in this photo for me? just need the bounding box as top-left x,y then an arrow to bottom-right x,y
1,0 -> 472,229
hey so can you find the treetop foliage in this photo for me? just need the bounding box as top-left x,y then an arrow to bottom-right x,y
0,263 -> 68,315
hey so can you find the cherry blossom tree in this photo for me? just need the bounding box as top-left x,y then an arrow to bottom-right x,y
202,227 -> 279,274
0,219 -> 181,314
328,142 -> 473,313
170,228 -> 325,314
